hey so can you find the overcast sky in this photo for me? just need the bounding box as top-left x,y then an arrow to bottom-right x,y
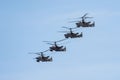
0,0 -> 120,80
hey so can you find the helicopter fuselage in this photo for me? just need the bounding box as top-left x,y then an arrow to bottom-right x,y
36,56 -> 52,62
49,46 -> 66,51
76,21 -> 95,27
64,32 -> 82,38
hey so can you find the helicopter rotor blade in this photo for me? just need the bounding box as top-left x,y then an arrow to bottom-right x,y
68,21 -> 79,23
71,27 -> 78,29
56,38 -> 67,42
62,26 -> 70,29
43,38 -> 67,45
71,29 -> 79,32
29,52 -> 41,55
82,13 -> 88,18
62,26 -> 71,30
46,43 -> 54,45
47,42 -> 61,45
43,41 -> 51,42
43,40 -> 58,43
62,26 -> 77,30
29,49 -> 49,55
68,13 -> 91,21
42,49 -> 50,53
84,17 -> 93,19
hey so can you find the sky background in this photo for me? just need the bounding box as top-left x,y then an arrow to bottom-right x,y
0,0 -> 120,80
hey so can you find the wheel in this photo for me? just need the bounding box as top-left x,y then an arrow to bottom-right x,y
36,59 -> 40,62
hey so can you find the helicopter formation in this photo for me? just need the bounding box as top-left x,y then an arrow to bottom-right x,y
29,13 -> 95,62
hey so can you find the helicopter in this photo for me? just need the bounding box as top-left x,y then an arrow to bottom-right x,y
71,13 -> 95,27
30,50 -> 52,62
44,39 -> 66,52
35,53 -> 52,62
59,26 -> 83,38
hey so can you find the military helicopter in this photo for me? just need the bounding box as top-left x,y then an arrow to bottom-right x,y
44,39 -> 66,52
59,26 -> 83,38
29,50 -> 52,62
71,13 -> 95,27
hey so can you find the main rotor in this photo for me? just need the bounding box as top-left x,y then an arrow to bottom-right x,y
43,38 -> 67,45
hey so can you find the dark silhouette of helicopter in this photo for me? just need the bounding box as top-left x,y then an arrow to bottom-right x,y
30,50 -> 52,62
35,53 -> 52,62
71,13 -> 95,27
59,26 -> 83,38
44,39 -> 66,52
